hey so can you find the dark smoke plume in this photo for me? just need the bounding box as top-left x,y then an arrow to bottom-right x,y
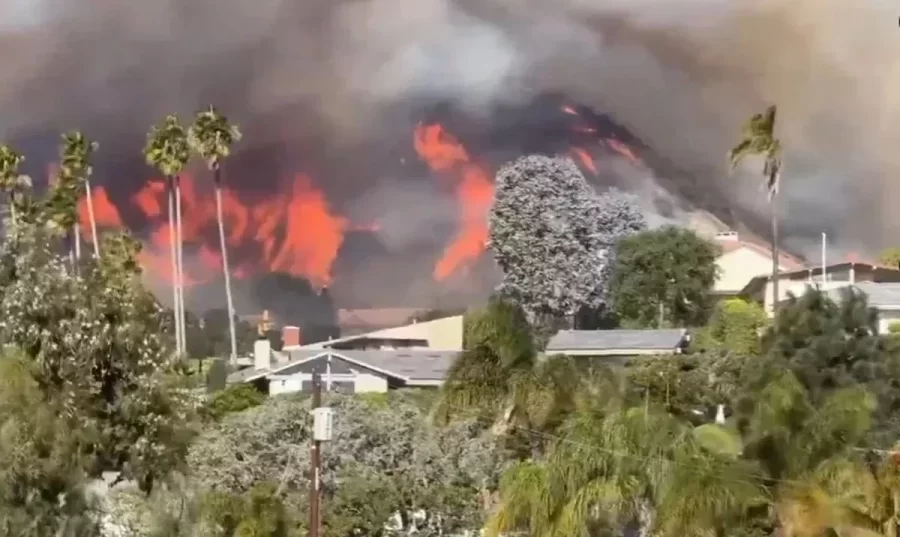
0,0 -> 895,309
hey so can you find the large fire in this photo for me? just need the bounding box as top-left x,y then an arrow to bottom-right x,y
76,102 -> 643,288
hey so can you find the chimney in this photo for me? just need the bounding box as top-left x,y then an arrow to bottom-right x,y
254,339 -> 271,371
281,326 -> 301,348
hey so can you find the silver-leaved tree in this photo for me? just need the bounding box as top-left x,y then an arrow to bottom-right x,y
488,155 -> 646,324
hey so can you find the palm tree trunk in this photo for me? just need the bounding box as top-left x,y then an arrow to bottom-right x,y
8,194 -> 16,236
74,224 -> 81,260
85,180 -> 100,258
770,182 -> 780,317
214,166 -> 238,365
175,176 -> 187,358
167,178 -> 183,357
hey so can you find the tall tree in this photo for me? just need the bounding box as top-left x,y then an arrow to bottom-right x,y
0,145 -> 30,233
728,105 -> 783,315
60,131 -> 100,259
486,406 -> 765,537
45,137 -> 87,263
144,115 -> 191,359
489,155 -> 645,324
610,226 -> 720,328
188,105 -> 242,365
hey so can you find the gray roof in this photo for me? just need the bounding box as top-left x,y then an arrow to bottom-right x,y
826,282 -> 900,308
227,349 -> 458,384
546,329 -> 688,354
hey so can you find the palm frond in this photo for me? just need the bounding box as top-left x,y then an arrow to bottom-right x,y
0,145 -> 26,191
144,115 -> 190,177
187,105 -> 242,170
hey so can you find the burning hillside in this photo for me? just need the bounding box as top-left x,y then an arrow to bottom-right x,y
75,94 -> 678,307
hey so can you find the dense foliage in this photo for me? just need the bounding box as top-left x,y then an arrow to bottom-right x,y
488,155 -> 645,323
610,226 -> 720,328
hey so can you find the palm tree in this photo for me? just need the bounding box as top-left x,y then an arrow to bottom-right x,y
738,369 -> 878,537
486,406 -> 766,537
46,139 -> 87,262
60,132 -> 100,259
728,105 -> 783,315
0,145 -> 31,234
188,105 -> 242,365
144,115 -> 190,359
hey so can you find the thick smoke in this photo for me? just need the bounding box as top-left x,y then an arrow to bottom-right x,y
0,0 -> 895,308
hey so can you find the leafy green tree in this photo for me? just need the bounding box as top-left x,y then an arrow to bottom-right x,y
728,105 -> 784,315
145,114 -> 191,359
756,288 -> 900,445
188,106 -> 243,366
610,226 -> 720,328
203,384 -> 266,422
0,218 -> 197,493
694,298 -> 768,355
735,369 -> 878,537
187,391 -> 503,535
436,298 -> 584,449
0,350 -> 100,536
486,405 -> 765,537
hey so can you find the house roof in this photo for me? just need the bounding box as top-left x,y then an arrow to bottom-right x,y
546,329 -> 688,355
826,282 -> 900,309
739,262 -> 900,297
718,237 -> 806,271
227,349 -> 458,384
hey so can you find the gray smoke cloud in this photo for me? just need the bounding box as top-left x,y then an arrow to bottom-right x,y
0,0 -> 894,309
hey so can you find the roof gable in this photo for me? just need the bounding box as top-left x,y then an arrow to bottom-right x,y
227,349 -> 458,384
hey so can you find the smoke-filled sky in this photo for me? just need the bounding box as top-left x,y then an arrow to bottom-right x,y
0,0 -> 897,305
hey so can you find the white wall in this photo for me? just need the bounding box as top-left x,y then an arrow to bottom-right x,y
716,247 -> 774,294
267,371 -> 389,396
878,310 -> 900,334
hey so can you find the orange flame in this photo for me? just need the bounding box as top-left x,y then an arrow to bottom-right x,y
570,147 -> 598,175
78,173 -> 346,288
413,124 -> 494,280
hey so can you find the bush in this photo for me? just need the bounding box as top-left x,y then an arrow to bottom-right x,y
203,384 -> 266,421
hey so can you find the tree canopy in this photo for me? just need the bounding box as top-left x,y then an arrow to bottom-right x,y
489,155 -> 645,322
610,226 -> 720,328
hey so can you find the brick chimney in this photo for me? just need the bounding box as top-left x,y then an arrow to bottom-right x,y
281,326 -> 301,348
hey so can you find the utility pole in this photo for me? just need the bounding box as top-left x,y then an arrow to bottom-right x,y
308,372 -> 322,537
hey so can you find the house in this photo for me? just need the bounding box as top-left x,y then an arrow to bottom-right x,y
713,231 -> 806,299
546,329 -> 690,362
227,339 -> 456,395
822,282 -> 900,334
289,315 -> 464,352
741,260 -> 900,316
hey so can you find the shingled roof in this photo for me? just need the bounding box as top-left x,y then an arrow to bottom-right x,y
546,329 -> 688,356
227,349 -> 457,385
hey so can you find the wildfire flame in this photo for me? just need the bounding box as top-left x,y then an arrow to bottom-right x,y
74,103 -> 643,288
412,124 -> 494,281
78,174 -> 347,288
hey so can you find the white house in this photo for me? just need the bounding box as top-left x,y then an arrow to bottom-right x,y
823,282 -> 900,334
713,231 -> 806,299
742,262 -> 900,316
227,339 -> 456,395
